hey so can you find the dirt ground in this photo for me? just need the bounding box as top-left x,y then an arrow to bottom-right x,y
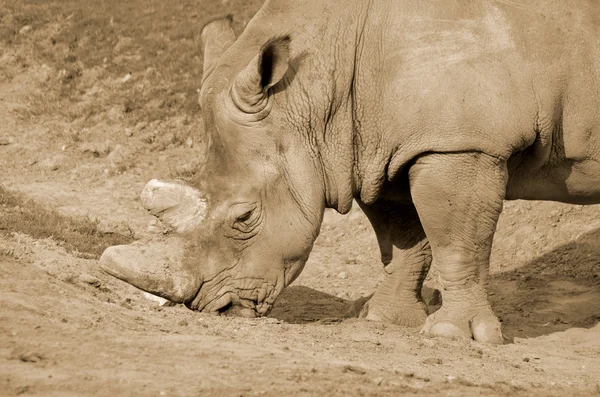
1,1 -> 599,396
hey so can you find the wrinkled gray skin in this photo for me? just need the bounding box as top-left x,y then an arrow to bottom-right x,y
100,0 -> 600,344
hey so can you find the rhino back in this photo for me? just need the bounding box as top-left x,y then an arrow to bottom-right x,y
339,0 -> 600,200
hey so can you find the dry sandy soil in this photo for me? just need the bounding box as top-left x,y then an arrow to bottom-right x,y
1,1 -> 599,396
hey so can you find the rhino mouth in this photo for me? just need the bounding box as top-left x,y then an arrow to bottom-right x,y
193,291 -> 258,317
188,278 -> 281,318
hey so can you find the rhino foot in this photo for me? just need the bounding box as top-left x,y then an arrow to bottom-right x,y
345,295 -> 427,328
420,285 -> 503,344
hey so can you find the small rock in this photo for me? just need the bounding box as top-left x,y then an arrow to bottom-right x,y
78,273 -> 101,287
20,352 -> 43,362
342,365 -> 367,375
80,140 -> 113,156
147,98 -> 164,109
372,376 -> 385,386
141,131 -> 157,145
337,271 -> 347,279
422,357 -> 443,365
59,273 -> 77,283
160,132 -> 176,146
121,73 -> 132,83
135,121 -> 148,131
19,25 -> 32,35
178,320 -> 188,327
113,37 -> 133,54
124,128 -> 133,137
0,136 -> 14,145
470,348 -> 484,358
185,137 -> 193,148
107,144 -> 130,165
119,299 -> 133,310
107,105 -> 124,122
39,154 -> 65,171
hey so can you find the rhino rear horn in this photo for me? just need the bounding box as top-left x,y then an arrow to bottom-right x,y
140,179 -> 207,233
99,238 -> 200,303
201,15 -> 237,81
231,36 -> 290,114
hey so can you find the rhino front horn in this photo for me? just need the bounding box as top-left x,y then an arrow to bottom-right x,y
99,238 -> 200,303
231,36 -> 291,114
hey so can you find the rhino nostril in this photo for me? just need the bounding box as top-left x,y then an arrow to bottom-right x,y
216,302 -> 257,318
216,301 -> 234,316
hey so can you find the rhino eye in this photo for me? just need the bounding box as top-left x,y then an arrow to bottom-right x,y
228,203 -> 261,237
236,210 -> 253,223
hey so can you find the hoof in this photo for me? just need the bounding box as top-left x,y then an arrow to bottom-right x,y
346,295 -> 427,328
471,314 -> 504,344
421,305 -> 504,344
420,285 -> 504,344
428,321 -> 470,340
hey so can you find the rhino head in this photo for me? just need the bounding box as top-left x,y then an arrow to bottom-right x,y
100,16 -> 330,317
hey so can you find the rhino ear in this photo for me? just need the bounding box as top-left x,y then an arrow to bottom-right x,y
201,15 -> 237,82
231,36 -> 290,114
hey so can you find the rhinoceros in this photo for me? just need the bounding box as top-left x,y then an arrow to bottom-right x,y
100,0 -> 600,344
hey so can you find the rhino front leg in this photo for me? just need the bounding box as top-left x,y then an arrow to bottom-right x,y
346,200 -> 431,327
409,152 -> 507,344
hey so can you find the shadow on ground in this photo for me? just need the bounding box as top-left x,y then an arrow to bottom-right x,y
491,227 -> 600,340
269,286 -> 350,324
269,229 -> 600,340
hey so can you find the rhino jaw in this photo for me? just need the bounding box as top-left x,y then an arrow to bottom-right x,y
99,238 -> 200,303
